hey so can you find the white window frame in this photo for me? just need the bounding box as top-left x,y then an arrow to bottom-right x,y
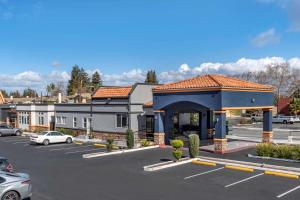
82,117 -> 87,129
56,116 -> 62,124
116,113 -> 128,128
73,117 -> 77,128
62,117 -> 66,125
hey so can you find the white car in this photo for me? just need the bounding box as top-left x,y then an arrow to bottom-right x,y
30,131 -> 73,145
272,115 -> 295,124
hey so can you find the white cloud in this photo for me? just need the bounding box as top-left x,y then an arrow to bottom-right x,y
251,28 -> 280,47
2,57 -> 300,92
51,61 -> 62,68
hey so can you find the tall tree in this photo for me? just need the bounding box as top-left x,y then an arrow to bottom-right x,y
0,90 -> 8,98
67,65 -> 81,95
91,71 -> 102,89
9,90 -> 21,98
145,70 -> 158,84
22,88 -> 38,98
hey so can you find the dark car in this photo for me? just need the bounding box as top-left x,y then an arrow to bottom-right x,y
0,157 -> 13,173
0,124 -> 22,137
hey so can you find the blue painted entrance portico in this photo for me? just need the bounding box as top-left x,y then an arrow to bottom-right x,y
152,74 -> 274,153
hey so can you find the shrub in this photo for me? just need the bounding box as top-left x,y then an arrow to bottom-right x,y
171,139 -> 183,161
33,127 -> 45,133
170,128 -> 178,140
56,128 -> 77,137
172,150 -> 183,161
140,139 -> 150,147
256,143 -> 300,160
188,134 -> 200,158
292,145 -> 300,160
171,139 -> 184,149
106,139 -> 114,152
256,143 -> 275,157
273,145 -> 293,159
126,129 -> 134,149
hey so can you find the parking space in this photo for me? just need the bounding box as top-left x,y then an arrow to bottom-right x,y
0,135 -> 106,156
152,162 -> 300,199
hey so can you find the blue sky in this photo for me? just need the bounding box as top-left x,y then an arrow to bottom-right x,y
0,0 -> 300,91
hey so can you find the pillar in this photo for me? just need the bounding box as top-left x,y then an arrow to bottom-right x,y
207,110 -> 214,139
154,110 -> 165,145
214,110 -> 227,153
262,108 -> 273,143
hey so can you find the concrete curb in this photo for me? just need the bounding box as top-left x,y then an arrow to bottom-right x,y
82,145 -> 159,159
143,158 -> 198,172
248,154 -> 300,163
197,156 -> 300,175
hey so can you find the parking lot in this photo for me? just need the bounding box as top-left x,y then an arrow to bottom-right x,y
0,135 -> 300,200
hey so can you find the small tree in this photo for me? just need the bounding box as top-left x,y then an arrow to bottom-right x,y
188,134 -> 200,158
126,129 -> 134,149
290,98 -> 300,115
171,139 -> 184,161
106,139 -> 114,152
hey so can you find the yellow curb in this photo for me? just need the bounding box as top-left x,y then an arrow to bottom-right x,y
224,165 -> 254,172
74,142 -> 83,145
192,160 -> 216,167
94,144 -> 106,148
264,171 -> 299,179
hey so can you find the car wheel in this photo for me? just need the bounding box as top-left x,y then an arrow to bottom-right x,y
1,191 -> 20,200
15,131 -> 21,136
66,137 -> 72,144
43,139 -> 50,146
283,120 -> 287,124
290,121 -> 294,124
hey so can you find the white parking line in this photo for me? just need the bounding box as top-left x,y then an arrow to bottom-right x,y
184,167 -> 224,180
277,185 -> 300,198
65,148 -> 102,154
225,173 -> 264,188
35,143 -> 73,149
50,145 -> 94,151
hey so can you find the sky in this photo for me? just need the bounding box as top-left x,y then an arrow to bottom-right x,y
1,0 -> 300,92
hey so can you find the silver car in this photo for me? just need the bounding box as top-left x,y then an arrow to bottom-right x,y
0,124 -> 22,137
0,172 -> 32,200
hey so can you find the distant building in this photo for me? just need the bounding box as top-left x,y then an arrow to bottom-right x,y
16,104 -> 55,131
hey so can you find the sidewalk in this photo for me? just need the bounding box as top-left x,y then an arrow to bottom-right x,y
227,135 -> 300,145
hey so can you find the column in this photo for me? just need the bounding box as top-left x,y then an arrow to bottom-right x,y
207,110 -> 214,139
262,108 -> 273,143
214,110 -> 227,153
154,110 -> 165,145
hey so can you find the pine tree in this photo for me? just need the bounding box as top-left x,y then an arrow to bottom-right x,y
92,71 -> 102,89
0,90 -> 8,98
67,65 -> 81,95
145,70 -> 158,84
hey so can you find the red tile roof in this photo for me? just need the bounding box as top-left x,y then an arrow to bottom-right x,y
153,74 -> 274,93
93,86 -> 132,98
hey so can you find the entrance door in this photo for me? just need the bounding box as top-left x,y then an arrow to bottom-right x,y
146,116 -> 154,141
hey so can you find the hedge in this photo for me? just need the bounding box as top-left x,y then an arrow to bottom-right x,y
256,143 -> 300,160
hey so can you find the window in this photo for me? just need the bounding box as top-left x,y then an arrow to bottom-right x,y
56,117 -> 61,124
83,118 -> 87,129
116,114 -> 128,128
38,116 -> 44,125
0,177 -> 5,184
73,117 -> 77,128
62,117 -> 66,125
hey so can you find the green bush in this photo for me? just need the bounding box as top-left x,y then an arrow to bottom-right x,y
188,134 -> 200,158
126,129 -> 134,149
292,145 -> 300,160
56,128 -> 77,137
172,150 -> 183,161
171,139 -> 184,149
140,139 -> 150,147
256,143 -> 300,160
106,139 -> 114,152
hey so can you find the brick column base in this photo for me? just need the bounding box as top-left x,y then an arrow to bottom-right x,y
154,132 -> 165,145
214,138 -> 228,154
262,131 -> 273,143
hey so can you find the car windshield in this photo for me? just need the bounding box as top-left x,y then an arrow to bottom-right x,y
38,131 -> 48,135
